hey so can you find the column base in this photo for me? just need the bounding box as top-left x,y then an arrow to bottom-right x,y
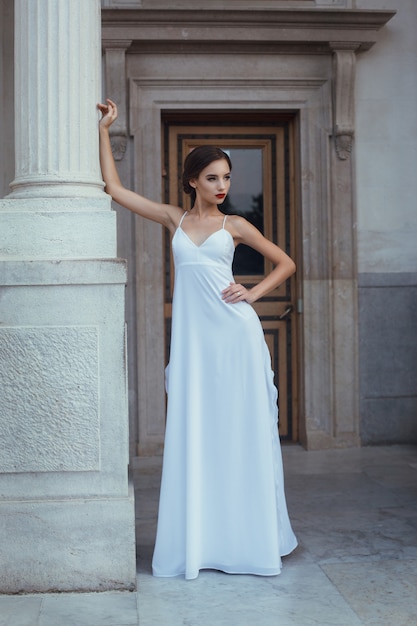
0,258 -> 136,593
305,428 -> 361,450
0,483 -> 136,594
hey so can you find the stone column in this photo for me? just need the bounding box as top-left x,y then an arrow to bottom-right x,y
10,0 -> 104,199
0,0 -> 136,593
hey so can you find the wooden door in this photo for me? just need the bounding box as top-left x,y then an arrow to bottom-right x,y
162,114 -> 298,441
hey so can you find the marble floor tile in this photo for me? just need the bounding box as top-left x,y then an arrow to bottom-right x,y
137,562 -> 362,626
322,559 -> 417,626
291,511 -> 417,564
285,472 -> 409,512
134,445 -> 417,625
39,591 -> 138,626
363,461 -> 417,488
2,445 -> 417,626
0,595 -> 42,626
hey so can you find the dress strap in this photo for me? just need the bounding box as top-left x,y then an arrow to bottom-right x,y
178,211 -> 188,227
222,214 -> 228,229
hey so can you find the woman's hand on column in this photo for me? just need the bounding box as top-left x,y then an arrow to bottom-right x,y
97,98 -> 118,129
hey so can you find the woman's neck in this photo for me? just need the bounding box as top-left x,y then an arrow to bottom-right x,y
190,202 -> 221,218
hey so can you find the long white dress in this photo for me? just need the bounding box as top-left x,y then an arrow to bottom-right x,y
152,212 -> 297,580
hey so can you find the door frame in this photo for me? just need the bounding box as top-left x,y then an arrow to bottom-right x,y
129,76 -> 359,453
162,117 -> 299,442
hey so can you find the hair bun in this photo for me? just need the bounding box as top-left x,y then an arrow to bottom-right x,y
182,179 -> 193,195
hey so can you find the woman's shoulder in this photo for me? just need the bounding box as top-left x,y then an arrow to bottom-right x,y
224,213 -> 245,224
225,213 -> 253,233
165,205 -> 187,231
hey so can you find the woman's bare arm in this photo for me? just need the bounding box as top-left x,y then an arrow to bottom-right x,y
222,215 -> 296,304
97,99 -> 182,232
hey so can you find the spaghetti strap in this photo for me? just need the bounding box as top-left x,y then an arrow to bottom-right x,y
178,211 -> 188,228
222,214 -> 228,229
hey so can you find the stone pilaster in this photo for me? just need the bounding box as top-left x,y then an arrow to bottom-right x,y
0,0 -> 136,593
331,44 -> 359,161
329,43 -> 360,447
103,39 -> 132,161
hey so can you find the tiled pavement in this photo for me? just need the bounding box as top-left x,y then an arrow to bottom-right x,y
1,444 -> 416,625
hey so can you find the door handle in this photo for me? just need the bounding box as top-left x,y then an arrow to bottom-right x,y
278,304 -> 294,320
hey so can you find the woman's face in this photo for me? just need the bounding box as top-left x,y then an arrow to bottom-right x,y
191,158 -> 231,205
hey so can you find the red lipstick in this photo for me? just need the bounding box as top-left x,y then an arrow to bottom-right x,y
216,194 -> 226,200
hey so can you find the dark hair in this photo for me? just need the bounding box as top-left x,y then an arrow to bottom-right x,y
182,146 -> 232,206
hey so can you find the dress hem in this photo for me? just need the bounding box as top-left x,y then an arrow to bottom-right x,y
153,564 -> 284,580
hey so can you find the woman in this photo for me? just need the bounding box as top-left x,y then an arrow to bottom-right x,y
98,99 -> 298,580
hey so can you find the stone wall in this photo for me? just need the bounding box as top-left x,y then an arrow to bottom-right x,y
101,1 -> 398,451
1,0 -> 414,452
355,0 -> 417,443
358,274 -> 417,444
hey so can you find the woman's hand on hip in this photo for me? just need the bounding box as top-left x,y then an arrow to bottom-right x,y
221,282 -> 252,304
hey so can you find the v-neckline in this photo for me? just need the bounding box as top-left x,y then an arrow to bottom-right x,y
179,226 -> 226,249
177,211 -> 231,248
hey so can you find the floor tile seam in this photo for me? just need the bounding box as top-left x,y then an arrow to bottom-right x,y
318,562 -> 364,625
375,510 -> 417,534
322,557 -> 417,568
315,554 -> 417,568
313,471 -> 417,501
39,590 -> 138,598
366,478 -> 417,504
34,595 -> 44,626
363,471 -> 417,493
290,506 -> 417,525
0,596 -> 44,625
38,611 -> 139,626
284,457 -> 417,469
39,622 -> 138,626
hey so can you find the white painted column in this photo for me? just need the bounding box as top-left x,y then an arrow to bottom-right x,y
0,0 -> 136,594
11,0 -> 104,198
0,1 -> 116,259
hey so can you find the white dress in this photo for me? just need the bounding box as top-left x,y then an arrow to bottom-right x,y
152,212 -> 297,580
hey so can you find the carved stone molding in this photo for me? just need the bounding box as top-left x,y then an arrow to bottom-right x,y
102,8 -> 396,54
103,40 -> 132,161
110,133 -> 128,161
331,45 -> 359,160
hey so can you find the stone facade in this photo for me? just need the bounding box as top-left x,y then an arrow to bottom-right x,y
99,1 -> 407,453
0,2 -> 415,472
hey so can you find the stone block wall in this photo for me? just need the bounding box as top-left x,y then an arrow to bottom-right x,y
359,273 -> 417,444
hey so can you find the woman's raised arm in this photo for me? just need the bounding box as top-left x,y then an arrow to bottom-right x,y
97,99 -> 181,231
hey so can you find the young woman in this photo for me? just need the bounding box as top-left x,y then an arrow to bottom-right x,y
98,99 -> 298,580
